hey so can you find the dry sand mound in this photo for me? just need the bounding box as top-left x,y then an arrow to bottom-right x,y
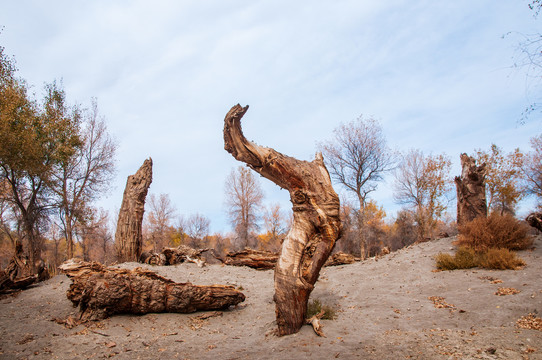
1,236 -> 541,359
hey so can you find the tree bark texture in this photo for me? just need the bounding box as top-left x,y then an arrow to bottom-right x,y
115,158 -> 153,263
223,104 -> 341,336
526,212 -> 542,232
139,245 -> 210,267
324,252 -> 357,266
0,242 -> 48,294
58,259 -> 245,321
455,153 -> 488,226
222,249 -> 279,270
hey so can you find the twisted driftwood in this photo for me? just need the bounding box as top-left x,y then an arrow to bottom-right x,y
223,104 -> 341,336
58,259 -> 245,322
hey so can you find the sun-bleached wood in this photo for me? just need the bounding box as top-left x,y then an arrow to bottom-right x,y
223,104 -> 341,336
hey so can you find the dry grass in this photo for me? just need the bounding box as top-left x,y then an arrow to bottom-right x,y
456,213 -> 532,251
306,299 -> 336,320
435,247 -> 525,271
480,248 -> 526,270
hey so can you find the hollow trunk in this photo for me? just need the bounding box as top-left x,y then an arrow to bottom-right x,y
115,158 -> 153,263
58,259 -> 245,322
455,153 -> 487,226
223,104 -> 341,336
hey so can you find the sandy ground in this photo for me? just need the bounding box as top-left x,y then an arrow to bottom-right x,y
1,236 -> 541,360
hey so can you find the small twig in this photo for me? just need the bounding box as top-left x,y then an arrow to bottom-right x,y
306,310 -> 326,337
87,328 -> 110,337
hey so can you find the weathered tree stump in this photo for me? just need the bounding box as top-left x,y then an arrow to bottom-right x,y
526,212 -> 542,232
455,153 -> 487,226
58,259 -> 245,321
223,104 -> 341,336
0,242 -> 48,294
221,249 -> 279,270
115,158 -> 153,263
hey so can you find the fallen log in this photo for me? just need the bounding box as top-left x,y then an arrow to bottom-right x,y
324,252 -> 357,267
222,249 -> 279,270
58,259 -> 245,321
139,245 -> 209,267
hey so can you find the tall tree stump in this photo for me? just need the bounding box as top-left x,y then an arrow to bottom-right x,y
58,259 -> 245,321
455,153 -> 487,226
223,104 -> 341,336
115,158 -> 153,262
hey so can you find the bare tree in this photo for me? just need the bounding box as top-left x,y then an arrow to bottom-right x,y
523,134 -> 542,205
224,166 -> 263,249
186,213 -> 211,248
393,149 -> 452,241
262,203 -> 287,252
51,98 -> 117,259
318,115 -> 395,258
146,193 -> 176,252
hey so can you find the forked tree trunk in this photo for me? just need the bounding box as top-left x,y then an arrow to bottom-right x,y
223,104 -> 341,336
454,153 -> 487,226
58,259 -> 245,322
115,158 -> 153,263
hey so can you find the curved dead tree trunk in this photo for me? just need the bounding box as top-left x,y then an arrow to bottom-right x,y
115,158 -> 153,263
58,259 -> 245,322
455,153 -> 487,226
223,104 -> 341,336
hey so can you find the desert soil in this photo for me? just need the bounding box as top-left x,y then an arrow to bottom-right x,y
1,236 -> 541,360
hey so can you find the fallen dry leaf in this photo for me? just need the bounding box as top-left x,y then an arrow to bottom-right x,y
495,287 -> 520,296
106,341 -> 117,348
428,296 -> 456,309
516,314 -> 542,331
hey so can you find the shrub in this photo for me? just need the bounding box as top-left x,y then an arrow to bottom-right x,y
435,247 -> 478,270
456,213 -> 532,252
306,299 -> 336,320
479,248 -> 526,270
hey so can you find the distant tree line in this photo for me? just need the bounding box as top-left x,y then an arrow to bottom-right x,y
2,31 -> 542,271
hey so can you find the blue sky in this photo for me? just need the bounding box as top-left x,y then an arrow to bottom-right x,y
1,1 -> 540,232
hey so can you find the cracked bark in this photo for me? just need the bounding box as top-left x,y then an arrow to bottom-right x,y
115,158 -> 153,263
223,104 -> 341,336
455,153 -> 487,226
